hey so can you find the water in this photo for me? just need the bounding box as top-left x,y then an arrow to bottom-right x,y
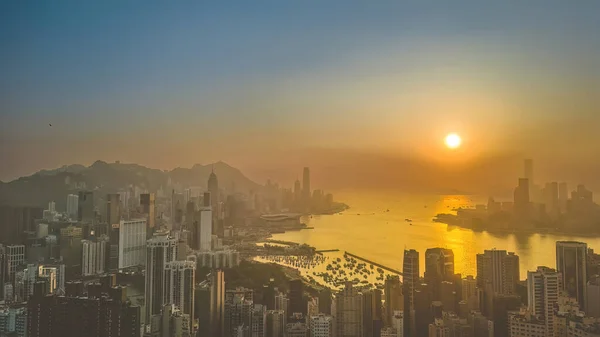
271,190 -> 600,278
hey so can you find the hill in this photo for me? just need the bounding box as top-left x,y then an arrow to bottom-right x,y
0,161 -> 259,209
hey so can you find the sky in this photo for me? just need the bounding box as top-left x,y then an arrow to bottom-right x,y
1,1 -> 600,191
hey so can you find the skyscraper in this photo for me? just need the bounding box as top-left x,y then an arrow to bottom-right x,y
225,288 -> 253,337
208,169 -> 219,210
527,266 -> 560,336
289,279 -> 306,315
165,260 -> 196,322
558,182 -> 569,213
476,249 -> 519,296
67,194 -> 79,219
556,241 -> 588,309
140,193 -> 156,232
198,200 -> 213,252
78,191 -> 95,223
514,178 -> 531,220
384,275 -> 403,326
403,249 -> 419,337
266,310 -> 285,337
361,289 -> 382,337
252,304 -> 267,337
335,282 -> 362,337
118,219 -> 147,269
145,233 -> 177,323
302,167 -> 310,212
211,270 -> 226,337
81,236 -> 108,276
424,248 -> 454,300
105,194 -> 121,227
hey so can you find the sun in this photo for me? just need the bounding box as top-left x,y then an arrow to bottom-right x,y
445,133 -> 462,149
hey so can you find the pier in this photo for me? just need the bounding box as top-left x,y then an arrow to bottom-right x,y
344,251 -> 404,276
315,249 -> 340,253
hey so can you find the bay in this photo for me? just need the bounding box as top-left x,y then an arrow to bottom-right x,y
270,189 -> 600,279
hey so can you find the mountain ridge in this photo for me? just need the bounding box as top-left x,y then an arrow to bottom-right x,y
0,161 -> 260,209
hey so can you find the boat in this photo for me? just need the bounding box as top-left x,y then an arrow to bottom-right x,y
404,218 -> 412,222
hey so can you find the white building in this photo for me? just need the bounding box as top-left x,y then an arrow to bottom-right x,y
527,266 -> 560,336
310,314 -> 333,337
118,219 -> 147,269
145,233 -> 177,323
199,207 -> 212,251
48,201 -> 56,212
5,245 -> 25,283
392,311 -> 404,337
164,260 -> 196,321
81,237 -> 108,276
67,194 -> 79,219
286,321 -> 307,337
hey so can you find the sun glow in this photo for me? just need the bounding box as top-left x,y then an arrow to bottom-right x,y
445,133 -> 462,149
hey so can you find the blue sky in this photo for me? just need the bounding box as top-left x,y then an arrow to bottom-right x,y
1,1 -> 600,183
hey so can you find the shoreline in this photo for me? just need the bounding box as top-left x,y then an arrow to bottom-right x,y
434,214 -> 600,237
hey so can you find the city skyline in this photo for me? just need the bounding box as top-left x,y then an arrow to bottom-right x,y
2,2 -> 600,190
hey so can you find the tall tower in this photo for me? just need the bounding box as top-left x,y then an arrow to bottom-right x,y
476,249 -> 519,296
424,248 -> 455,299
289,279 -> 306,315
527,266 -> 559,336
403,249 -> 419,337
199,192 -> 213,252
335,282 -> 362,337
164,260 -> 196,322
67,194 -> 79,219
140,193 -> 155,233
556,241 -> 588,309
105,194 -> 121,227
302,167 -> 311,212
208,168 -> 219,210
384,275 -> 403,326
210,270 -> 225,337
78,191 -> 95,223
145,233 -> 177,323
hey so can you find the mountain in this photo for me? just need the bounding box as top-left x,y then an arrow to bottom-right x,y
0,161 -> 260,209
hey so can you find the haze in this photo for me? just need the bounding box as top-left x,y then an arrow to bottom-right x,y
2,1 -> 600,193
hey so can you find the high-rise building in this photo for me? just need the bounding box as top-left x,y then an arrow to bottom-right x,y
556,241 -> 588,309
198,205 -> 213,252
526,266 -> 559,336
118,219 -> 147,269
403,249 -> 419,337
27,282 -> 140,337
145,233 -> 177,323
252,304 -> 267,337
587,275 -> 600,318
302,167 -> 311,212
391,311 -> 403,337
197,270 -> 225,337
461,275 -> 478,311
208,169 -> 219,210
318,289 -> 332,315
5,245 -> 25,284
385,275 -> 403,326
361,289 -> 382,337
274,293 -> 289,320
81,236 -> 108,276
147,304 -> 192,337
286,321 -> 307,337
0,206 -> 43,244
78,191 -> 95,223
310,314 -> 333,337
335,282 -> 362,337
266,310 -> 285,337
225,288 -> 253,337
105,194 -> 121,227
558,182 -> 569,213
476,249 -> 519,296
289,279 -> 306,315
140,193 -> 156,232
67,194 -> 79,219
165,260 -> 196,322
514,178 -> 531,219
424,248 -> 454,300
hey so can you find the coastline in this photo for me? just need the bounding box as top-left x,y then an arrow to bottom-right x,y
433,213 -> 600,237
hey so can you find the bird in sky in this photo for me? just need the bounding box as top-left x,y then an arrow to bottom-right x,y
49,123 -> 52,127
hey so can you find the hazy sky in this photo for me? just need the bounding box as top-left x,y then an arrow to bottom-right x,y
1,1 -> 599,190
